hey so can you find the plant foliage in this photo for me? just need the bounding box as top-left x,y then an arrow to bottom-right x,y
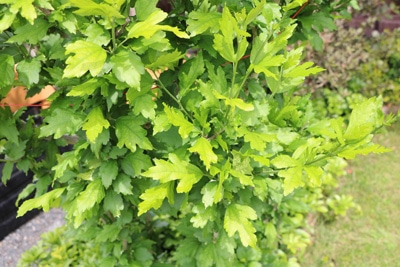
0,0 -> 396,266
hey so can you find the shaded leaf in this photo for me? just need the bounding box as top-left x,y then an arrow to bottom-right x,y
115,115 -> 153,152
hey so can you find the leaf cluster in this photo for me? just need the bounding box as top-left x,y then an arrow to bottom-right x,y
0,0 -> 396,266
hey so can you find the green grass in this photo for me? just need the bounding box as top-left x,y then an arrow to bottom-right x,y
301,121 -> 400,267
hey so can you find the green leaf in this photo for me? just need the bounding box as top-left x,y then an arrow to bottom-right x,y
7,18 -> 48,44
82,107 -> 110,143
121,150 -> 152,177
64,40 -> 107,78
131,94 -> 157,120
283,0 -> 308,11
304,166 -> 323,187
52,151 -> 78,179
201,182 -> 219,208
178,51 -> 205,93
83,23 -> 110,46
138,182 -> 174,215
1,162 -> 13,185
75,179 -> 105,215
115,115 -> 153,152
344,97 -> 383,141
190,204 -> 216,228
164,104 -> 194,139
284,61 -> 324,78
96,224 -> 120,242
0,11 -> 16,32
69,0 -> 124,19
212,8 -> 240,62
103,190 -> 124,217
338,143 -> 391,159
278,166 -> 304,195
230,169 -> 254,186
67,78 -> 101,97
0,54 -> 15,89
39,108 -> 85,139
99,160 -> 118,189
111,49 -> 144,88
271,155 -> 301,169
240,128 -> 275,151
17,188 -> 65,217
16,59 -> 41,87
134,0 -> 158,21
298,12 -> 336,32
189,137 -> 218,170
224,204 -> 257,247
128,10 -> 189,39
145,50 -> 184,70
187,10 -> 221,36
0,119 -> 19,144
142,154 -> 203,193
113,174 -> 133,195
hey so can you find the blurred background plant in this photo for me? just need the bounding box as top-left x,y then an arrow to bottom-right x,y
305,0 -> 400,117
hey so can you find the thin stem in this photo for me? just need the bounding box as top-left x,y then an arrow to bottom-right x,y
111,19 -> 117,52
151,70 -> 194,122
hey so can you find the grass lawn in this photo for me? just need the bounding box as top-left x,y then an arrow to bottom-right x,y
301,121 -> 400,267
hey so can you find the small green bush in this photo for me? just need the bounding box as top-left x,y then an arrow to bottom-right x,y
0,0 -> 395,266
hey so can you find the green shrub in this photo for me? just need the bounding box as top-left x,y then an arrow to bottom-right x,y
0,0 -> 395,266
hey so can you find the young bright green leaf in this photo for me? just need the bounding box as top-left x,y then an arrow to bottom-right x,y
224,204 -> 257,248
83,23 -> 110,46
0,11 -> 16,32
201,182 -> 219,208
64,40 -> 107,78
271,155 -> 301,169
230,169 -> 254,186
212,8 -> 237,62
138,182 -> 174,216
115,115 -> 153,152
278,166 -> 304,195
75,179 -> 105,215
344,97 -> 383,141
5,0 -> 37,24
39,108 -> 85,139
190,205 -> 216,228
145,50 -> 184,70
164,104 -> 194,139
240,129 -> 275,151
187,11 -> 221,36
283,0 -> 308,11
284,61 -> 324,78
52,151 -> 78,179
111,49 -> 144,88
7,18 -> 48,44
82,107 -> 110,143
69,0 -> 124,19
113,173 -> 134,195
142,154 -> 203,193
16,59 -> 41,86
189,137 -> 218,170
304,166 -> 323,187
17,188 -> 65,217
128,10 -> 189,39
338,143 -> 391,159
67,78 -> 100,96
99,160 -> 118,189
0,54 -> 14,88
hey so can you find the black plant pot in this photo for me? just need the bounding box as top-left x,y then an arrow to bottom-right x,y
0,164 -> 40,241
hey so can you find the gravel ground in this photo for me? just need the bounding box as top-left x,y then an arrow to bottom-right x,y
0,209 -> 65,267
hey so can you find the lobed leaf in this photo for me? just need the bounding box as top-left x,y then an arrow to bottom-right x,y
224,204 -> 257,247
